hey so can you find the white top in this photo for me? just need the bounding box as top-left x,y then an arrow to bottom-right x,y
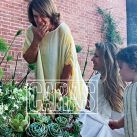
23,23 -> 88,109
89,73 -> 123,123
79,74 -> 125,137
79,109 -> 124,137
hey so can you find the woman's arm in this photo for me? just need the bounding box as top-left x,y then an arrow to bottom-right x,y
23,26 -> 48,64
59,64 -> 72,96
23,40 -> 39,64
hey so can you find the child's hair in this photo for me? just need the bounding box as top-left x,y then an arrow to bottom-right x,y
116,45 -> 137,71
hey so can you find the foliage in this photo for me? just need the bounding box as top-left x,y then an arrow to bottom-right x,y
97,7 -> 123,45
76,45 -> 91,77
0,84 -> 82,136
0,30 -> 82,136
82,46 -> 90,77
75,45 -> 82,53
0,124 -> 13,137
0,29 -> 23,79
0,38 -> 9,53
10,113 -> 30,132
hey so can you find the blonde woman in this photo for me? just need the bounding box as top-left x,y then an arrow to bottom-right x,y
23,0 -> 88,110
80,42 -> 125,137
89,42 -> 125,122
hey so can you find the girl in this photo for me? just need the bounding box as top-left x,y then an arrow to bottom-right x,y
89,42 -> 125,123
80,42 -> 125,137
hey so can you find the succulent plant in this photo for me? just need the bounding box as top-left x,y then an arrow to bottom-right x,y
0,124 -> 13,137
57,108 -> 72,119
30,113 -> 52,124
73,114 -> 79,120
41,115 -> 52,125
26,122 -> 48,137
48,89 -> 62,103
14,132 -> 24,137
55,116 -> 68,128
47,123 -> 61,137
29,112 -> 42,123
10,113 -> 29,132
62,131 -> 70,137
58,96 -> 78,113
72,121 -> 82,134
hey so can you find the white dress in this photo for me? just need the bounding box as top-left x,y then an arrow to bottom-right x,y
89,73 -> 124,122
79,73 -> 124,137
23,23 -> 88,110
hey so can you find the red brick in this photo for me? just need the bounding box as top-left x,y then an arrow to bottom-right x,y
0,0 -> 127,80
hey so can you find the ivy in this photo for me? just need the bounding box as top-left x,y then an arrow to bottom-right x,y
97,7 -> 123,45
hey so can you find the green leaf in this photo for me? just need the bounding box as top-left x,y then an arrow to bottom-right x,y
6,55 -> 13,62
15,29 -> 23,37
75,45 -> 82,53
15,113 -> 24,121
0,37 -> 9,53
0,67 -> 4,79
28,63 -> 36,71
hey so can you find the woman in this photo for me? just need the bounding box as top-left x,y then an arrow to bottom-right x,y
80,42 -> 125,137
89,42 -> 125,122
23,0 -> 88,110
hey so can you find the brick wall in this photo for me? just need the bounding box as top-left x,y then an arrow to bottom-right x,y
0,0 -> 127,81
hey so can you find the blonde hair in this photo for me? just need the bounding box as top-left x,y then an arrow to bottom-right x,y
95,42 -> 125,112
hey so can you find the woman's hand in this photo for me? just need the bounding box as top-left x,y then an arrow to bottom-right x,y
32,25 -> 49,44
109,117 -> 124,130
109,120 -> 120,129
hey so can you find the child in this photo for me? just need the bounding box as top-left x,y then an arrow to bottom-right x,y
109,45 -> 137,137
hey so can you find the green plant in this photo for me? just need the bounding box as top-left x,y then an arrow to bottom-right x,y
10,113 -> 30,132
82,46 -> 90,77
0,31 -> 82,137
26,122 -> 48,137
0,29 -> 23,81
76,45 -> 91,78
0,29 -> 22,66
0,124 -> 13,137
97,7 -> 123,45
75,44 -> 82,53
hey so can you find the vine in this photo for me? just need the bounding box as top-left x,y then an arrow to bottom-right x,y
97,7 -> 123,45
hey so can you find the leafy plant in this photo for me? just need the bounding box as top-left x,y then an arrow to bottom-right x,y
75,44 -> 82,53
76,45 -> 91,78
82,46 -> 90,77
0,38 -> 9,52
0,29 -> 23,66
0,124 -> 13,137
0,30 -> 82,137
10,113 -> 29,132
97,7 -> 123,45
26,122 -> 48,137
0,29 -> 23,80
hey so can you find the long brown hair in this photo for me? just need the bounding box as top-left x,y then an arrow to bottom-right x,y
95,42 -> 125,112
28,0 -> 60,27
